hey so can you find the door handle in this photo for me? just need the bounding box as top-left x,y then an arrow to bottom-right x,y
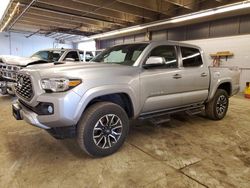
201,72 -> 207,77
173,74 -> 182,79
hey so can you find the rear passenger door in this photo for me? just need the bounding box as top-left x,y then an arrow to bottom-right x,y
178,46 -> 210,105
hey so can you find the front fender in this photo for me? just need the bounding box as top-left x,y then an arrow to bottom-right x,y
73,85 -> 139,123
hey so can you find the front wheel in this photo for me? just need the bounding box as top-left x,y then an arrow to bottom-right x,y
77,102 -> 129,157
205,89 -> 229,120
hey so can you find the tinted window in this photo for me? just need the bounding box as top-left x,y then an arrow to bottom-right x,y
181,47 -> 203,67
149,45 -> 178,68
79,51 -> 84,61
64,51 -> 79,61
85,52 -> 94,62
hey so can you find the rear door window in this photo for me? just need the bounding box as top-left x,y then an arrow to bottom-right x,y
181,47 -> 203,67
85,52 -> 94,62
64,51 -> 79,61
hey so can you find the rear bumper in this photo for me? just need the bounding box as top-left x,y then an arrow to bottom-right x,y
232,84 -> 240,96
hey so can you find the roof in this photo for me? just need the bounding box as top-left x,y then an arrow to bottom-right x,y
110,40 -> 201,50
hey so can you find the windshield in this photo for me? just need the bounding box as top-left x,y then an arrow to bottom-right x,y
91,43 -> 148,66
31,50 -> 65,62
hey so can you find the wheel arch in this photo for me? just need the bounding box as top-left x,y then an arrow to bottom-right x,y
217,82 -> 232,96
74,86 -> 137,123
86,93 -> 134,118
208,80 -> 232,102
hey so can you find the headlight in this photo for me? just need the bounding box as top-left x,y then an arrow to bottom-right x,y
41,78 -> 81,92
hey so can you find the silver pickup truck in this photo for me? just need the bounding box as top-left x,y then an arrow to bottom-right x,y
12,41 -> 240,157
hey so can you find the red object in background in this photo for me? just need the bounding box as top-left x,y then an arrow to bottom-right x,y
245,94 -> 250,99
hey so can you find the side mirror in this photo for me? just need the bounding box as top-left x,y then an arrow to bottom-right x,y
143,56 -> 165,68
65,58 -> 75,62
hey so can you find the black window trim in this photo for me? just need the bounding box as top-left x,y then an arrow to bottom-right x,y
143,45 -> 179,69
179,46 -> 204,68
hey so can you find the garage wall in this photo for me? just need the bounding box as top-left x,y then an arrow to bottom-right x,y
78,40 -> 96,51
98,14 -> 250,49
0,32 -> 73,57
98,14 -> 250,91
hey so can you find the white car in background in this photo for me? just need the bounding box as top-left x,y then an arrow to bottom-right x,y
0,48 -> 96,95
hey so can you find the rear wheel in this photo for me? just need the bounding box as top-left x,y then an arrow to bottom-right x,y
77,102 -> 129,157
205,89 -> 229,120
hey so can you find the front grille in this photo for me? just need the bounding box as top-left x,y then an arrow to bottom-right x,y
15,74 -> 33,101
0,63 -> 21,80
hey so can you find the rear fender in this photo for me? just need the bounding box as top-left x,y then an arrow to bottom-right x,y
208,79 -> 232,102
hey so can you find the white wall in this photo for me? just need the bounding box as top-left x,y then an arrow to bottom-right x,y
77,40 -> 96,51
0,32 -> 73,57
185,35 -> 250,91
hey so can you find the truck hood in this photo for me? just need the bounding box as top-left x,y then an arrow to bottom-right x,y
0,55 -> 46,66
22,62 -> 139,78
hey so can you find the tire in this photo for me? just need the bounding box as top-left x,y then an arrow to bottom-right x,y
77,102 -> 129,157
205,89 -> 229,120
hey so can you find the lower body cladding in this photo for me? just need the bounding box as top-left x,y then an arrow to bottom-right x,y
12,91 -> 82,138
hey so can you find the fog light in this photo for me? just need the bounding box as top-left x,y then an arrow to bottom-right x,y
48,105 -> 53,114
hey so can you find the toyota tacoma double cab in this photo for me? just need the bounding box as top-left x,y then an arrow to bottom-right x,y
0,48 -> 94,95
12,41 -> 240,157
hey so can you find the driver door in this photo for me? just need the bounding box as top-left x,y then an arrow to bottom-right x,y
140,45 -> 183,113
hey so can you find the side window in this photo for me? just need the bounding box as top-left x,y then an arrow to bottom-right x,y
64,51 -> 79,61
79,51 -> 84,61
149,45 -> 178,68
85,52 -> 93,62
181,47 -> 203,67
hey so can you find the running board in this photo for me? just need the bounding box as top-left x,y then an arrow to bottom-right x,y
139,104 -> 205,120
150,116 -> 171,126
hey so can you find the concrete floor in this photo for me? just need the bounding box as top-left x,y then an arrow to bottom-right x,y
0,95 -> 249,188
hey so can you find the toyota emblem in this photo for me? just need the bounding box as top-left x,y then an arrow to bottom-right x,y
17,77 -> 24,88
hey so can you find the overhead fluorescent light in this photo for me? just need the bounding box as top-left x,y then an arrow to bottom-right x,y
170,11 -> 215,23
90,25 -> 143,40
171,0 -> 250,23
81,0 -> 250,41
0,0 -> 11,21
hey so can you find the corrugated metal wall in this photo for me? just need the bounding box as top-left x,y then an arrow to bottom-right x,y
99,14 -> 250,49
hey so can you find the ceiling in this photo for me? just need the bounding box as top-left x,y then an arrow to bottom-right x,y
0,0 -> 246,42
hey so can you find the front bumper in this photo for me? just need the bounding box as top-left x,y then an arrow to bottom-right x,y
12,91 -> 82,129
0,80 -> 16,95
12,101 -> 51,129
0,81 -> 7,94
